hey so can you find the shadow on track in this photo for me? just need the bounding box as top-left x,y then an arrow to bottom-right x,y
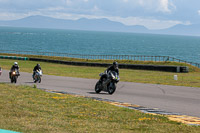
24,82 -> 35,84
87,92 -> 110,95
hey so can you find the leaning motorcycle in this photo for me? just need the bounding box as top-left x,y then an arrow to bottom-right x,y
33,69 -> 42,83
10,69 -> 20,83
95,71 -> 120,95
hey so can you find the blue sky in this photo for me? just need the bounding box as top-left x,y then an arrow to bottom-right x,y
0,0 -> 199,29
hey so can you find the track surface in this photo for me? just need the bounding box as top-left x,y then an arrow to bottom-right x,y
1,70 -> 200,117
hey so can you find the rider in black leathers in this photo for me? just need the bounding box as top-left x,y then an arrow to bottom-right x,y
99,61 -> 119,83
33,64 -> 41,77
9,62 -> 19,78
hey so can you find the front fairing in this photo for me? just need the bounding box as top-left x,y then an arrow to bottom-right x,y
109,71 -> 120,82
36,70 -> 42,76
11,69 -> 19,76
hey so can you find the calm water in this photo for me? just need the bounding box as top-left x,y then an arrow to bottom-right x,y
0,27 -> 200,63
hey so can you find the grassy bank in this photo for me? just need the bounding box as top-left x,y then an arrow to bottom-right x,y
0,83 -> 199,133
0,58 -> 200,87
1,53 -> 199,72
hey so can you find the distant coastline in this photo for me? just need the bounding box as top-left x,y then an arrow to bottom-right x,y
0,15 -> 200,36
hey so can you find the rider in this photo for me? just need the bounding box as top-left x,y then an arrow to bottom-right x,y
9,62 -> 20,78
33,64 -> 42,77
99,61 -> 119,83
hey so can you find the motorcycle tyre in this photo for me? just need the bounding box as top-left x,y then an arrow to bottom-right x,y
11,76 -> 17,83
38,77 -> 41,83
14,77 -> 17,83
95,81 -> 102,93
108,83 -> 116,95
33,75 -> 38,83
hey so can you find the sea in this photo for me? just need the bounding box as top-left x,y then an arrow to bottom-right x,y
0,26 -> 200,64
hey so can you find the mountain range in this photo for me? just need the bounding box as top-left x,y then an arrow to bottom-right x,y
0,15 -> 199,36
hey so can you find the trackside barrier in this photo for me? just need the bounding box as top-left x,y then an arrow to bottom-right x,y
0,56 -> 28,60
0,50 -> 199,68
29,58 -> 188,73
0,55 -> 189,73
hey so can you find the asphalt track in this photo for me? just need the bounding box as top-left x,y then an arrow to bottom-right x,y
1,70 -> 200,118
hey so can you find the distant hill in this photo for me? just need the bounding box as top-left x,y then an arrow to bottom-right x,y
0,15 -> 199,36
0,15 -> 148,33
157,24 -> 200,36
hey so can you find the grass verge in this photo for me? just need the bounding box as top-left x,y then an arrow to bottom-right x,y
0,83 -> 200,133
1,53 -> 199,72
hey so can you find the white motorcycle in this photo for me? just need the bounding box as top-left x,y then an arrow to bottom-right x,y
33,69 -> 42,83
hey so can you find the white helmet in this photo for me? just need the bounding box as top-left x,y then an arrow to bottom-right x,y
14,62 -> 18,65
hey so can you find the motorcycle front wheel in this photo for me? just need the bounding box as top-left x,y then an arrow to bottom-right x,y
95,81 -> 102,93
14,77 -> 17,83
108,82 -> 116,95
38,77 -> 41,83
11,76 -> 17,83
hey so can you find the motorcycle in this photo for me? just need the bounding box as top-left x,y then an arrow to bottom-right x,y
95,71 -> 120,95
10,69 -> 20,83
33,69 -> 42,83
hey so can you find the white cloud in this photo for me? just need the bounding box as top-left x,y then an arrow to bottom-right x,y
92,5 -> 99,12
0,11 -> 41,20
123,0 -> 129,2
108,16 -> 183,29
0,12 -> 21,20
138,0 -> 176,13
158,0 -> 171,12
138,0 -> 144,5
66,0 -> 72,5
159,0 -> 176,13
40,7 -> 64,12
198,10 -> 200,15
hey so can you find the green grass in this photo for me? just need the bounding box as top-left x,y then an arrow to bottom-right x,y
0,83 -> 200,133
1,53 -> 199,72
1,58 -> 200,87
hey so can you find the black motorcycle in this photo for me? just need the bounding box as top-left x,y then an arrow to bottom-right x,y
95,71 -> 120,94
10,69 -> 20,83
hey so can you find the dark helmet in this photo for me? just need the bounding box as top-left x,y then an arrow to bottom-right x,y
37,64 -> 40,67
113,61 -> 118,69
